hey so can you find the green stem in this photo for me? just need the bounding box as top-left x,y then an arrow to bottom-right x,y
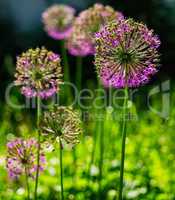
72,148 -> 77,184
76,56 -> 83,92
88,80 -> 101,181
34,97 -> 41,200
118,87 -> 128,200
72,56 -> 82,186
25,166 -> 30,200
88,121 -> 98,182
60,40 -> 70,83
60,40 -> 71,104
59,138 -> 64,200
98,115 -> 104,200
88,80 -> 101,182
98,81 -> 105,199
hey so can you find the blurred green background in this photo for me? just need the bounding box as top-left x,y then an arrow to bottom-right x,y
0,0 -> 175,199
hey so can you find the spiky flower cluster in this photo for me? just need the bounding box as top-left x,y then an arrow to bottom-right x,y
15,47 -> 63,98
6,138 -> 45,179
95,18 -> 161,88
67,3 -> 123,56
42,4 -> 75,40
40,106 -> 82,145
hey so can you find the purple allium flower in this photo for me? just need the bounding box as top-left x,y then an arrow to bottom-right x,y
15,47 -> 63,99
6,138 -> 45,179
67,3 -> 123,56
95,18 -> 161,88
40,106 -> 82,146
42,4 -> 75,40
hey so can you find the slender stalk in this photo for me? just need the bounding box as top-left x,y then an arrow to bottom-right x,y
25,166 -> 30,200
34,97 -> 41,200
98,117 -> 104,200
60,40 -> 71,104
88,81 -> 101,182
88,121 -> 98,182
60,40 -> 70,83
76,56 -> 83,92
72,148 -> 77,184
97,82 -> 105,199
72,56 -> 82,184
118,87 -> 128,200
59,138 -> 64,200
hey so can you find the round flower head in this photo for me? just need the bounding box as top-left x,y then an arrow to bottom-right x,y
40,106 -> 82,146
95,19 -> 160,88
6,138 -> 45,179
95,18 -> 161,88
67,3 -> 123,56
42,4 -> 75,40
15,47 -> 63,98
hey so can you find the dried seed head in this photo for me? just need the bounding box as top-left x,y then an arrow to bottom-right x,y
40,106 -> 82,146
